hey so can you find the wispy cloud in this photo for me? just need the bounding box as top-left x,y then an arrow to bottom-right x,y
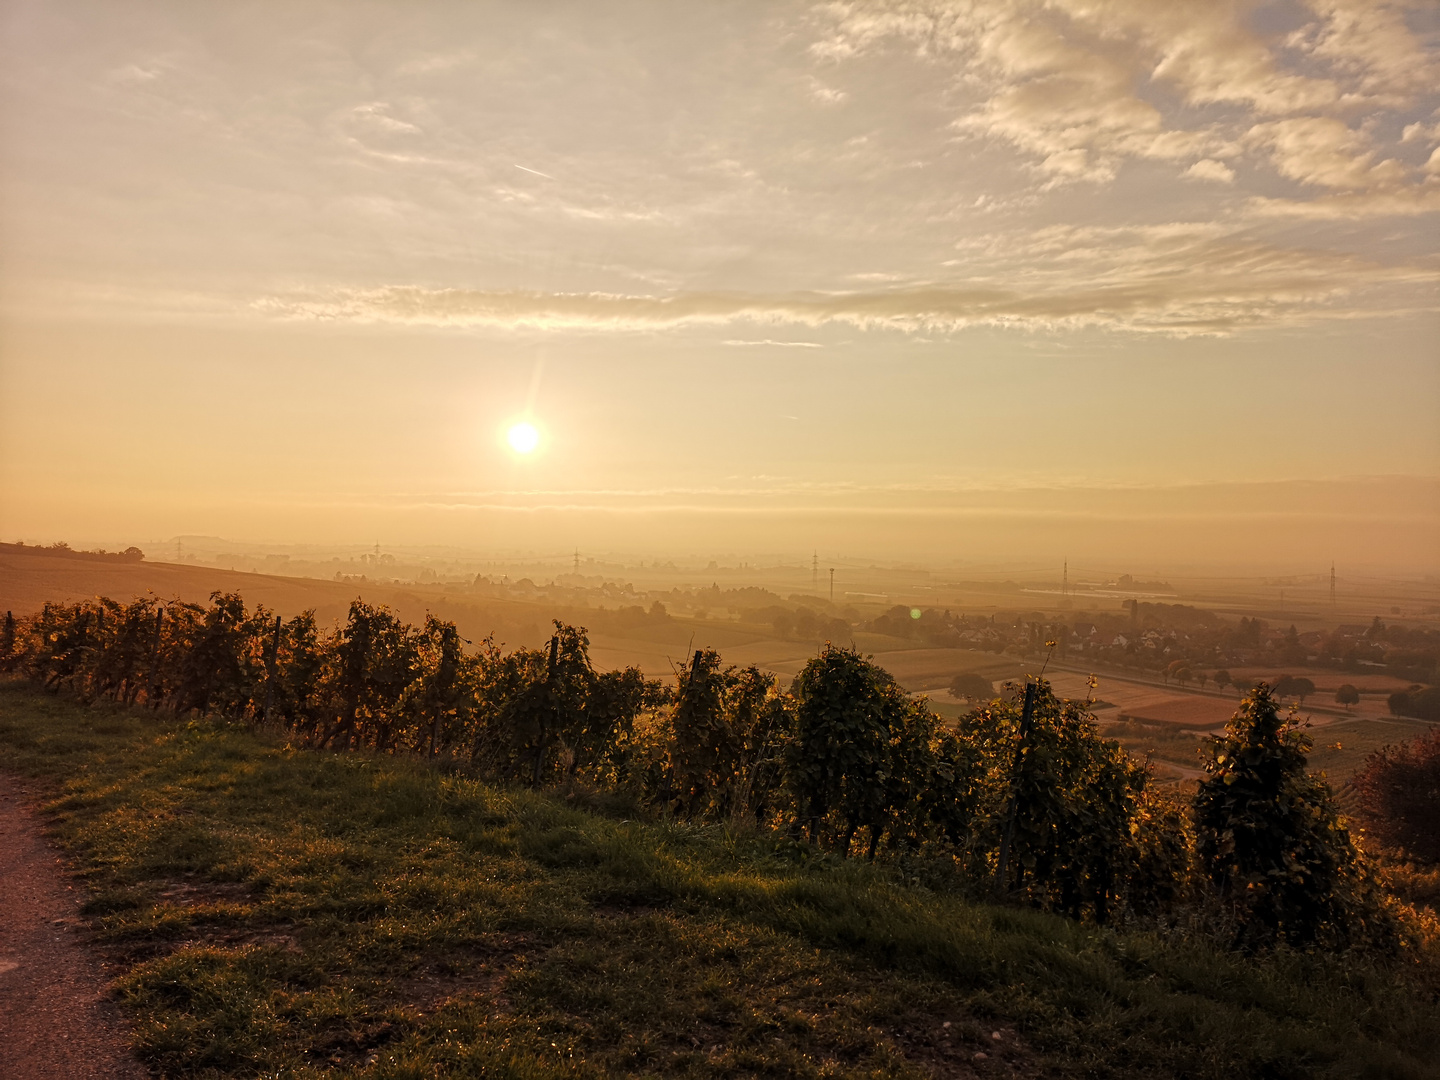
257,230 -> 1436,335
723,339 -> 824,348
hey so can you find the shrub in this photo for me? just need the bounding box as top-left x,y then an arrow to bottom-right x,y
1351,727 -> 1440,862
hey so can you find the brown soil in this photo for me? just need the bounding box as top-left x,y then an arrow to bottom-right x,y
0,775 -> 148,1080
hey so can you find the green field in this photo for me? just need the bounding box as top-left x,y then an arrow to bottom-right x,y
1,681 -> 1437,1079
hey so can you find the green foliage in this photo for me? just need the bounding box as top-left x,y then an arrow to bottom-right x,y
980,683 -> 1149,922
788,645 -> 917,854
0,610 -> 15,670
479,622 -> 654,786
323,599 -> 421,751
668,652 -> 791,821
669,648 -> 732,815
171,592 -> 259,718
1194,684 -> 1394,950
1127,793 -> 1195,916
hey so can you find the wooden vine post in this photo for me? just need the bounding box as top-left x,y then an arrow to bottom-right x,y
262,615 -> 282,723
533,634 -> 559,787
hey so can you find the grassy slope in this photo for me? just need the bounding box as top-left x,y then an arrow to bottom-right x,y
1,682 -> 1436,1080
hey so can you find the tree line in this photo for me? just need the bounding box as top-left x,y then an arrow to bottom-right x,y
0,592 -> 1406,952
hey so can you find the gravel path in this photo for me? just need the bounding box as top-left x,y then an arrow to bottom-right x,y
0,775 -> 148,1079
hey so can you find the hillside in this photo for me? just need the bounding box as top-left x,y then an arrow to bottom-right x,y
0,683 -> 1436,1079
0,547 -> 752,680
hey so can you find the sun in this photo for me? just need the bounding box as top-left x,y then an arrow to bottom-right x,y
506,421 -> 540,454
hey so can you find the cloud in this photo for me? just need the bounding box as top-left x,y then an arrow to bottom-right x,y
809,80 -> 849,103
1184,159 -> 1236,183
812,0 -> 1439,206
1247,183 -> 1440,219
723,339 -> 824,347
256,232 -> 1436,335
350,103 -> 422,135
1290,0 -> 1439,103
1244,116 -> 1406,190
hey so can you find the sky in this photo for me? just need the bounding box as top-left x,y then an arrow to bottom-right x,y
0,0 -> 1437,571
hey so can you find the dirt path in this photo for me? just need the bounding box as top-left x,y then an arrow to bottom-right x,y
0,775 -> 148,1080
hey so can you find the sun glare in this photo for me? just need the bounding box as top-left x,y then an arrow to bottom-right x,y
506,421 -> 540,454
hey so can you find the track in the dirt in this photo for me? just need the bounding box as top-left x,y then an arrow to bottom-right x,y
0,775 -> 147,1080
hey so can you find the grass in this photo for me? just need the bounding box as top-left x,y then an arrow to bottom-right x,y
2,679 -> 1438,1079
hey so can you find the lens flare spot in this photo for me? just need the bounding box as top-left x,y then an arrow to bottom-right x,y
507,422 -> 540,454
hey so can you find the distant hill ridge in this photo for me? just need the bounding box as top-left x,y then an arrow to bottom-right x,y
0,541 -> 144,563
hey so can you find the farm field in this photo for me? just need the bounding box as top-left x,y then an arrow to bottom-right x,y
1306,715 -> 1439,785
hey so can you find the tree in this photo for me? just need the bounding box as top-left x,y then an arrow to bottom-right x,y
1278,625 -> 1305,665
1194,684 -> 1390,949
1174,667 -> 1193,689
1213,669 -> 1232,695
1388,685 -> 1440,722
1350,727 -> 1440,862
1272,675 -> 1315,705
948,671 -> 993,702
1334,684 -> 1360,711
